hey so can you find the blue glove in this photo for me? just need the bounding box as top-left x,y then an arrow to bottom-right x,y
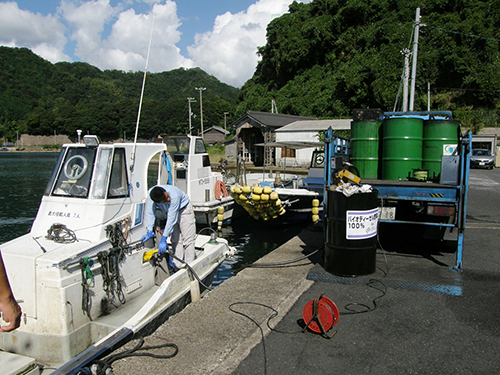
158,236 -> 169,254
141,230 -> 154,243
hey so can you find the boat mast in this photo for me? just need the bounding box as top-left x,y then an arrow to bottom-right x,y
409,7 -> 421,111
131,10 -> 156,171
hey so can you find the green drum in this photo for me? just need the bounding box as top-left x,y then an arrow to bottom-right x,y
423,120 -> 460,179
350,120 -> 382,179
382,117 -> 423,180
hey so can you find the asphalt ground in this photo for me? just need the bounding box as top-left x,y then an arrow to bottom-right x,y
109,168 -> 500,375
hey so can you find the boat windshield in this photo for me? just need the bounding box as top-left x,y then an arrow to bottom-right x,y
165,137 -> 191,162
51,147 -> 97,198
165,137 -> 190,154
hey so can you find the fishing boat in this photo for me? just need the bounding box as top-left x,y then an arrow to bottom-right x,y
161,135 -> 235,227
230,182 -> 321,224
0,136 -> 236,374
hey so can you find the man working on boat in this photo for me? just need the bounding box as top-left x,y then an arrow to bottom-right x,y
142,185 -> 196,271
0,252 -> 21,332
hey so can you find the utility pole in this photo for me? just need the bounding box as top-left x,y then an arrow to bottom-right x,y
409,7 -> 421,111
195,87 -> 206,139
401,48 -> 411,112
224,112 -> 229,130
187,97 -> 196,135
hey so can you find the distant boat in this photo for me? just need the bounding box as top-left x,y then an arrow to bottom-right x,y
232,137 -> 349,224
162,135 -> 235,228
0,136 -> 236,374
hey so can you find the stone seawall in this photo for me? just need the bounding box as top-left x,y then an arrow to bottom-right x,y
18,134 -> 72,147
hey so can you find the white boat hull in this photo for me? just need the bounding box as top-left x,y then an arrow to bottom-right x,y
0,139 -> 236,374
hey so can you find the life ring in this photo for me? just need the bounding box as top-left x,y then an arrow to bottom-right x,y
63,155 -> 88,180
214,180 -> 228,199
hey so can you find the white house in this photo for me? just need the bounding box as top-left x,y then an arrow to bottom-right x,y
274,119 -> 351,167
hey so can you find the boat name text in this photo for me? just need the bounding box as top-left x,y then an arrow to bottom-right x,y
47,211 -> 81,219
198,178 -> 210,185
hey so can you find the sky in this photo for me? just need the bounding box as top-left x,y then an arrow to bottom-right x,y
0,0 -> 312,88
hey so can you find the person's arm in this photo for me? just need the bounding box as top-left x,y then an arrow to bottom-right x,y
0,253 -> 21,332
145,195 -> 156,232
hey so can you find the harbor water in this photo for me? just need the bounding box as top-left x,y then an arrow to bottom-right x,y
0,152 -> 303,285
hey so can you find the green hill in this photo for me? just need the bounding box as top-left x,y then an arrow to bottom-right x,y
234,0 -> 500,131
0,47 -> 239,141
2,0 -> 500,141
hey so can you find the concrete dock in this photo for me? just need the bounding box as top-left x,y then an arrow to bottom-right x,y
109,168 -> 500,375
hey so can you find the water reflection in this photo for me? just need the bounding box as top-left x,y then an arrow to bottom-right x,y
210,217 -> 305,286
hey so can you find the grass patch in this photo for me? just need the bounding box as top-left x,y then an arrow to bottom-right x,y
206,143 -> 225,163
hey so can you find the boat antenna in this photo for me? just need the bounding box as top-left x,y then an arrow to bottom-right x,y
131,9 -> 156,172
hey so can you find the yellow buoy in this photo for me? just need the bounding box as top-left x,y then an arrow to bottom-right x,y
252,194 -> 261,201
270,192 -> 279,200
242,185 -> 252,194
253,186 -> 263,194
239,194 -> 248,201
217,213 -> 224,221
312,207 -> 319,215
312,199 -> 320,207
312,214 -> 320,222
261,194 -> 269,201
263,186 -> 273,194
275,199 -> 282,207
217,206 -> 225,214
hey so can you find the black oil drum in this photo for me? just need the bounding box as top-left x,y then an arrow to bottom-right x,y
324,189 -> 379,277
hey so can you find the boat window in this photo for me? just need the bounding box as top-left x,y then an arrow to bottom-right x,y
195,138 -> 206,154
203,155 -> 211,167
91,148 -> 113,199
108,148 -> 129,198
165,137 -> 190,153
44,147 -> 67,196
52,148 -> 96,198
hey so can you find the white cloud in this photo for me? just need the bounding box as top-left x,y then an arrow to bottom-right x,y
0,1 -> 70,62
61,0 -> 193,72
0,0 -> 312,87
187,0 -> 305,87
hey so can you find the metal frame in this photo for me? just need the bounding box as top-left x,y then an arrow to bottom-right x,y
323,125 -> 472,270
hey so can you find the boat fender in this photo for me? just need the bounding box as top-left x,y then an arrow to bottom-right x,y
190,280 -> 201,302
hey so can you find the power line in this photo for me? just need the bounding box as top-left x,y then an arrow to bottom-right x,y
422,25 -> 500,43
